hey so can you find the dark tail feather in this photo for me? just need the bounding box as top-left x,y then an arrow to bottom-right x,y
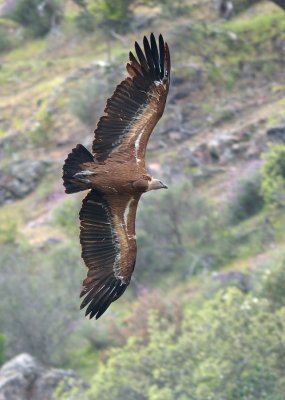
63,144 -> 94,194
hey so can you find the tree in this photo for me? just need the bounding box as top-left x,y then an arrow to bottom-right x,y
0,244 -> 82,365
261,145 -> 285,208
10,0 -> 63,37
226,168 -> 264,224
135,182 -> 232,283
82,289 -> 285,400
89,0 -> 134,33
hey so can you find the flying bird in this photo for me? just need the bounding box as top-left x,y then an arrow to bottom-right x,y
63,33 -> 170,319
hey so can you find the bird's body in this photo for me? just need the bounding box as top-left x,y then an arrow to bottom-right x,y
75,158 -> 150,195
63,34 -> 170,319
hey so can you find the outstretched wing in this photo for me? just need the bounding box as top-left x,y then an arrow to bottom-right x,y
79,190 -> 140,319
92,33 -> 171,164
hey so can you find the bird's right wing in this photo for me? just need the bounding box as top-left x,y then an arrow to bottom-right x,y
79,190 -> 140,319
92,33 -> 171,165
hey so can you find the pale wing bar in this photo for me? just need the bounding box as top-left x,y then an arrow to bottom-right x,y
79,190 -> 129,319
92,33 -> 170,162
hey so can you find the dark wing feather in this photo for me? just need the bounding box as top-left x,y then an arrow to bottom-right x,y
79,190 -> 139,319
150,33 -> 160,75
92,33 -> 171,163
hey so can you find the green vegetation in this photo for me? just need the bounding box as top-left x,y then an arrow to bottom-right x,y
89,0 -> 135,33
26,109 -> 54,146
0,218 -> 18,244
136,181 -> 275,285
10,0 -> 63,37
1,0 -> 285,398
52,197 -> 80,238
70,78 -> 107,127
261,145 -> 285,208
137,183 -> 231,280
70,64 -> 121,126
57,288 -> 285,400
142,0 -> 192,17
174,11 -> 285,91
226,169 -> 264,224
256,252 -> 285,309
75,10 -> 96,34
0,244 -> 82,365
0,27 -> 12,53
0,334 -> 5,366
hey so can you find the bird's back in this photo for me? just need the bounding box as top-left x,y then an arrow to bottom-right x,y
81,158 -> 149,195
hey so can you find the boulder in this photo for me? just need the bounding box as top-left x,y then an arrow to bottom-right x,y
208,135 -> 237,163
0,160 -> 50,205
0,353 -> 87,400
0,354 -> 41,400
212,271 -> 252,292
266,125 -> 285,144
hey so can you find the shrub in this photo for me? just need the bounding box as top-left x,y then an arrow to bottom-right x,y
0,333 -> 5,366
70,78 -> 107,127
0,244 -> 82,365
104,289 -> 183,348
26,107 -> 54,146
10,0 -> 63,38
226,168 -> 264,224
82,288 -> 285,400
89,0 -> 135,33
0,28 -> 12,53
261,145 -> 285,208
136,182 -> 233,283
54,379 -> 83,400
52,197 -> 80,239
75,11 -> 96,33
255,253 -> 285,309
0,218 -> 18,244
71,0 -> 96,33
143,0 -> 192,18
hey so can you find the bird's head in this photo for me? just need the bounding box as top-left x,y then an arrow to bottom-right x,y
147,178 -> 168,191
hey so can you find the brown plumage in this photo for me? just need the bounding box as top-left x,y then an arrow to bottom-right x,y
62,33 -> 171,319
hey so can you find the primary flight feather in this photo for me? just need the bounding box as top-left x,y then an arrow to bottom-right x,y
63,33 -> 171,319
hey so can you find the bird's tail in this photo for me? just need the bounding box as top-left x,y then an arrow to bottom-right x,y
63,144 -> 94,194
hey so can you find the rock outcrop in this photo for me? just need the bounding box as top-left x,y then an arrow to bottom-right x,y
212,271 -> 252,292
0,160 -> 50,205
0,353 -> 87,400
266,125 -> 285,144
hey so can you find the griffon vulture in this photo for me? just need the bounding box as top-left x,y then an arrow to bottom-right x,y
63,33 -> 170,319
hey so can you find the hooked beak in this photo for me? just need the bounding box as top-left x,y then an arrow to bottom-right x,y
160,181 -> 168,189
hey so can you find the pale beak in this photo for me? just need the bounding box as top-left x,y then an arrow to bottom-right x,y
160,181 -> 168,189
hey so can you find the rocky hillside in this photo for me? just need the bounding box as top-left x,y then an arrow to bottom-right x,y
1,0 -> 285,399
0,2 -> 284,243
0,354 -> 86,400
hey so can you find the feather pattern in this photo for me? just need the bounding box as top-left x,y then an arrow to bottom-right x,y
92,33 -> 171,163
79,190 -> 139,319
63,34 -> 170,320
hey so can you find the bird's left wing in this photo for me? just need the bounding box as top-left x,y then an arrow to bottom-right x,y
92,33 -> 170,164
79,189 -> 140,319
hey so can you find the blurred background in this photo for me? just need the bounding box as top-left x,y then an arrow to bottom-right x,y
0,0 -> 285,399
